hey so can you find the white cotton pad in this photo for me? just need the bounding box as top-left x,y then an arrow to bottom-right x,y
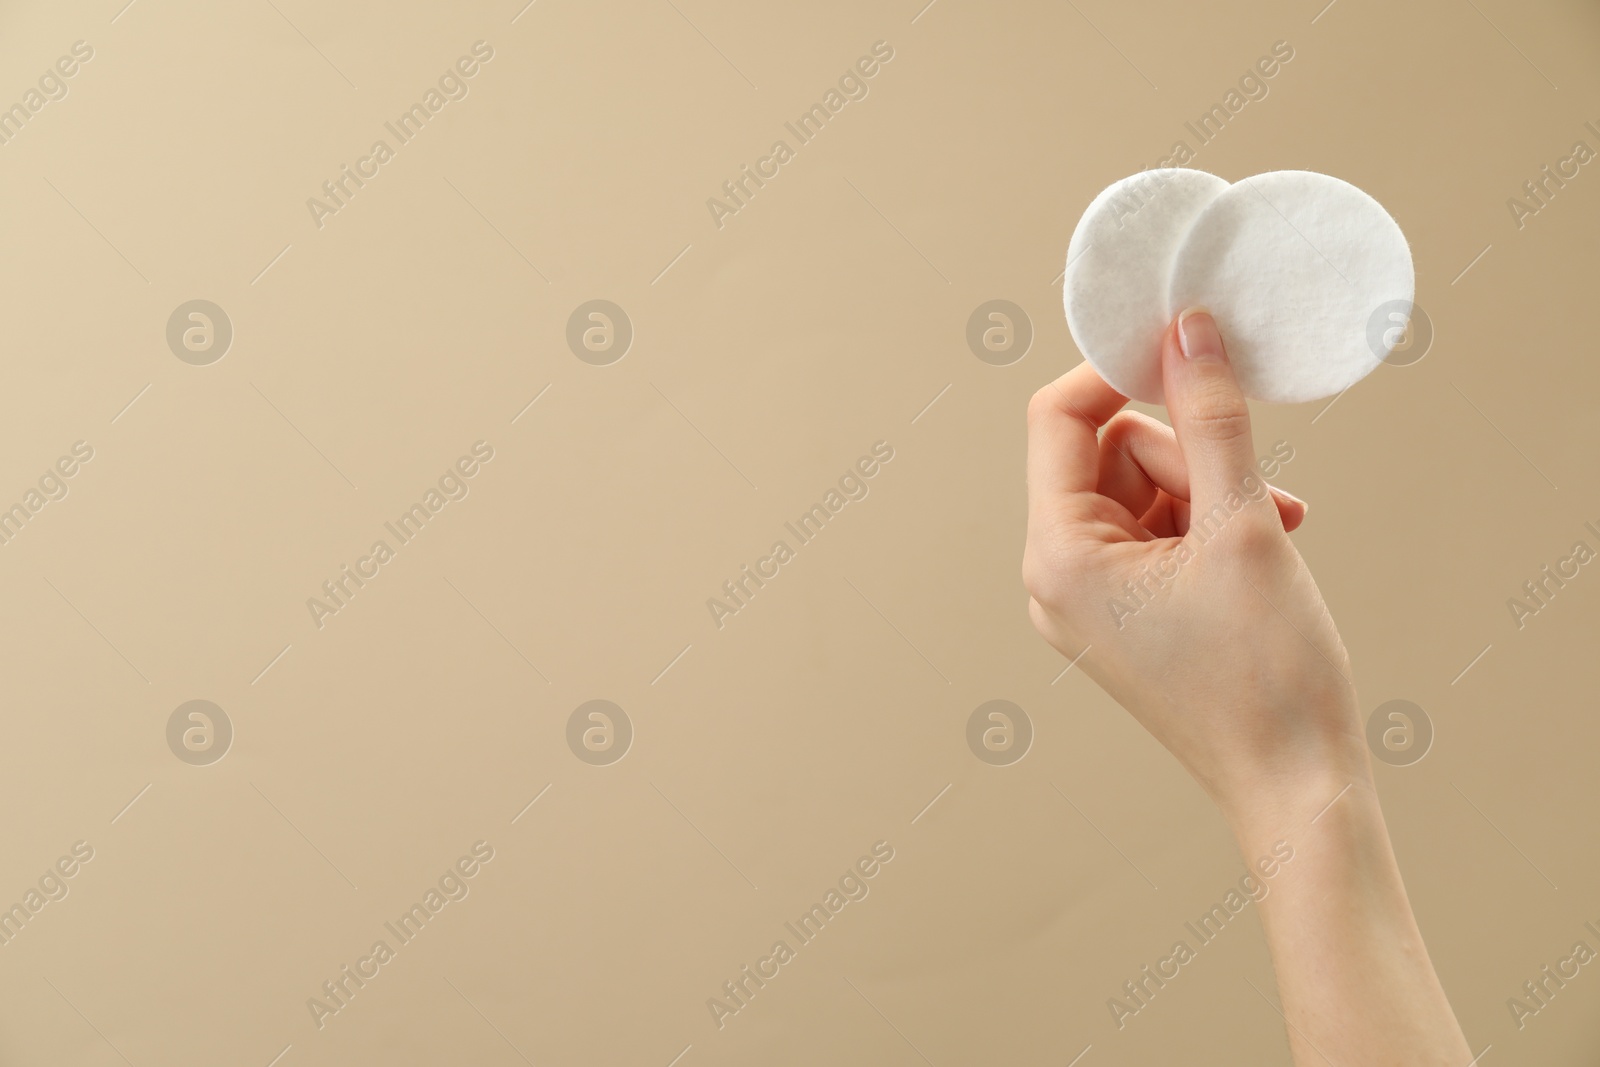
1063,168 -> 1229,404
1167,170 -> 1414,404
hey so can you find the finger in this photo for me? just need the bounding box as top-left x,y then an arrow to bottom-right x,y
1160,308 -> 1271,518
1137,490 -> 1186,540
1100,410 -> 1308,531
1096,411 -> 1191,520
1026,360 -> 1129,510
1273,487 -> 1309,532
1105,444 -> 1307,533
1165,494 -> 1191,537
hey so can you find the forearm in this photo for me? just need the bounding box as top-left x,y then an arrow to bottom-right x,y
1232,773 -> 1472,1066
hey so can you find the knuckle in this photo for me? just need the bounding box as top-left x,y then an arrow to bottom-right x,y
1228,511 -> 1282,555
1183,383 -> 1251,441
1100,410 -> 1142,448
1027,595 -> 1050,634
1026,386 -> 1058,426
1021,547 -> 1055,604
1022,541 -> 1079,608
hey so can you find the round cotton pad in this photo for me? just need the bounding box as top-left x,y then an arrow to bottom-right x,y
1167,170 -> 1414,404
1063,168 -> 1229,404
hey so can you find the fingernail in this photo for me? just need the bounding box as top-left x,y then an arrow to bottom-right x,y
1177,306 -> 1223,362
1272,485 -> 1308,512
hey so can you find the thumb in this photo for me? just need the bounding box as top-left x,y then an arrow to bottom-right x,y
1161,307 -> 1265,513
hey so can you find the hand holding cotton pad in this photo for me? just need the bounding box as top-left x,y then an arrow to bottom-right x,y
1063,168 -> 1414,404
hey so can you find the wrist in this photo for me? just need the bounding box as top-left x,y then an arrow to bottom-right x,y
1228,772 -> 1427,978
1219,751 -> 1376,855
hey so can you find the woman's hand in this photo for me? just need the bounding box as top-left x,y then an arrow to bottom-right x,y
1026,309 -> 1474,1066
1023,308 -> 1368,822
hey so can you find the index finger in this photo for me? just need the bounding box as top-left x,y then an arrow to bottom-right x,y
1026,359 -> 1129,506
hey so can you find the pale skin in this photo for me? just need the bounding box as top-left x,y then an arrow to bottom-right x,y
1024,308 -> 1473,1064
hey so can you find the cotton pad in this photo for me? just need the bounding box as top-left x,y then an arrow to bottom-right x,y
1061,168 -> 1414,405
1167,170 -> 1413,404
1063,168 -> 1229,404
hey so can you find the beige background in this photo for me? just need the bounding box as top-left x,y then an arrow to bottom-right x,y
0,0 -> 1596,1063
